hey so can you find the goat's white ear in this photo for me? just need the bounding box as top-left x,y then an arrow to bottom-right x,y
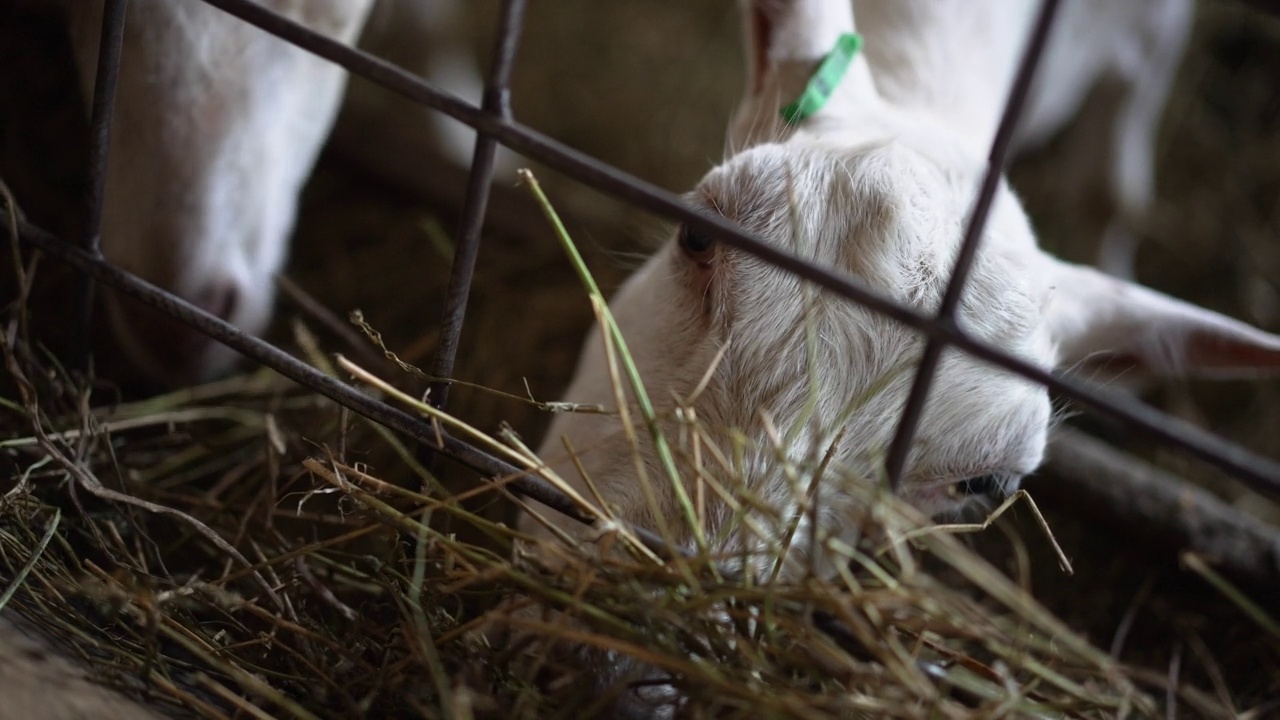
729,0 -> 878,150
1044,258 -> 1280,378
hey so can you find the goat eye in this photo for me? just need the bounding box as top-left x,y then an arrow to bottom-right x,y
678,224 -> 716,261
956,474 -> 1003,499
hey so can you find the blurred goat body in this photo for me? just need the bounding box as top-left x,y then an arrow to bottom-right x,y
38,0 -> 486,385
50,0 -> 373,384
527,0 -> 1280,577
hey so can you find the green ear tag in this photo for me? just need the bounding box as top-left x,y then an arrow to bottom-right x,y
779,33 -> 863,125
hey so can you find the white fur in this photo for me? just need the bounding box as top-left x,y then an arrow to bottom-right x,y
527,0 -> 1280,580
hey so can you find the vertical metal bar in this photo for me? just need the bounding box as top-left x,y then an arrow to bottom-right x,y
72,0 -> 131,370
426,0 -> 528,412
883,0 -> 1062,491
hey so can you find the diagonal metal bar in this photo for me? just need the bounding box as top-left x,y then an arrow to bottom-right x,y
185,0 -> 1039,346
426,0 -> 527,413
72,0 -> 130,371
883,0 -> 1062,492
174,0 -> 1071,360
8,218 -> 700,555
187,0 -> 1280,500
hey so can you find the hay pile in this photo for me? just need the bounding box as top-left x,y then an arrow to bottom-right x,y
0,363 -> 1164,719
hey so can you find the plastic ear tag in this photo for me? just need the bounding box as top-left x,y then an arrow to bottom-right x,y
780,33 -> 863,125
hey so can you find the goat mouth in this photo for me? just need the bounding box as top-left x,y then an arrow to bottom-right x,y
589,653 -> 682,719
612,677 -> 681,719
102,288 -> 243,387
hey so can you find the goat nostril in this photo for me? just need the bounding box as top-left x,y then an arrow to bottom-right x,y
196,283 -> 239,323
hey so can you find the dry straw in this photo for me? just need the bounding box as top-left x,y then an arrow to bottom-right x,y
0,174 -> 1263,719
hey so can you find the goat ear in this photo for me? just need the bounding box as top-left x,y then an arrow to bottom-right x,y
730,0 -> 878,150
1044,259 -> 1280,379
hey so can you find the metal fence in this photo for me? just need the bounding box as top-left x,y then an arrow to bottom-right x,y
8,0 -> 1280,570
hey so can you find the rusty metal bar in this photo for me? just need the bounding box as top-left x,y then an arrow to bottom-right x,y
426,0 -> 528,413
9,218 -> 698,552
884,0 -> 1062,492
72,0 -> 130,370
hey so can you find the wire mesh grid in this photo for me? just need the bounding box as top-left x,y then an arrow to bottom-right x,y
6,0 -> 1280,604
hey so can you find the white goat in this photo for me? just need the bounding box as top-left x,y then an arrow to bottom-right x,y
51,0 -> 373,384
45,0 -> 491,385
524,0 -> 1280,573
